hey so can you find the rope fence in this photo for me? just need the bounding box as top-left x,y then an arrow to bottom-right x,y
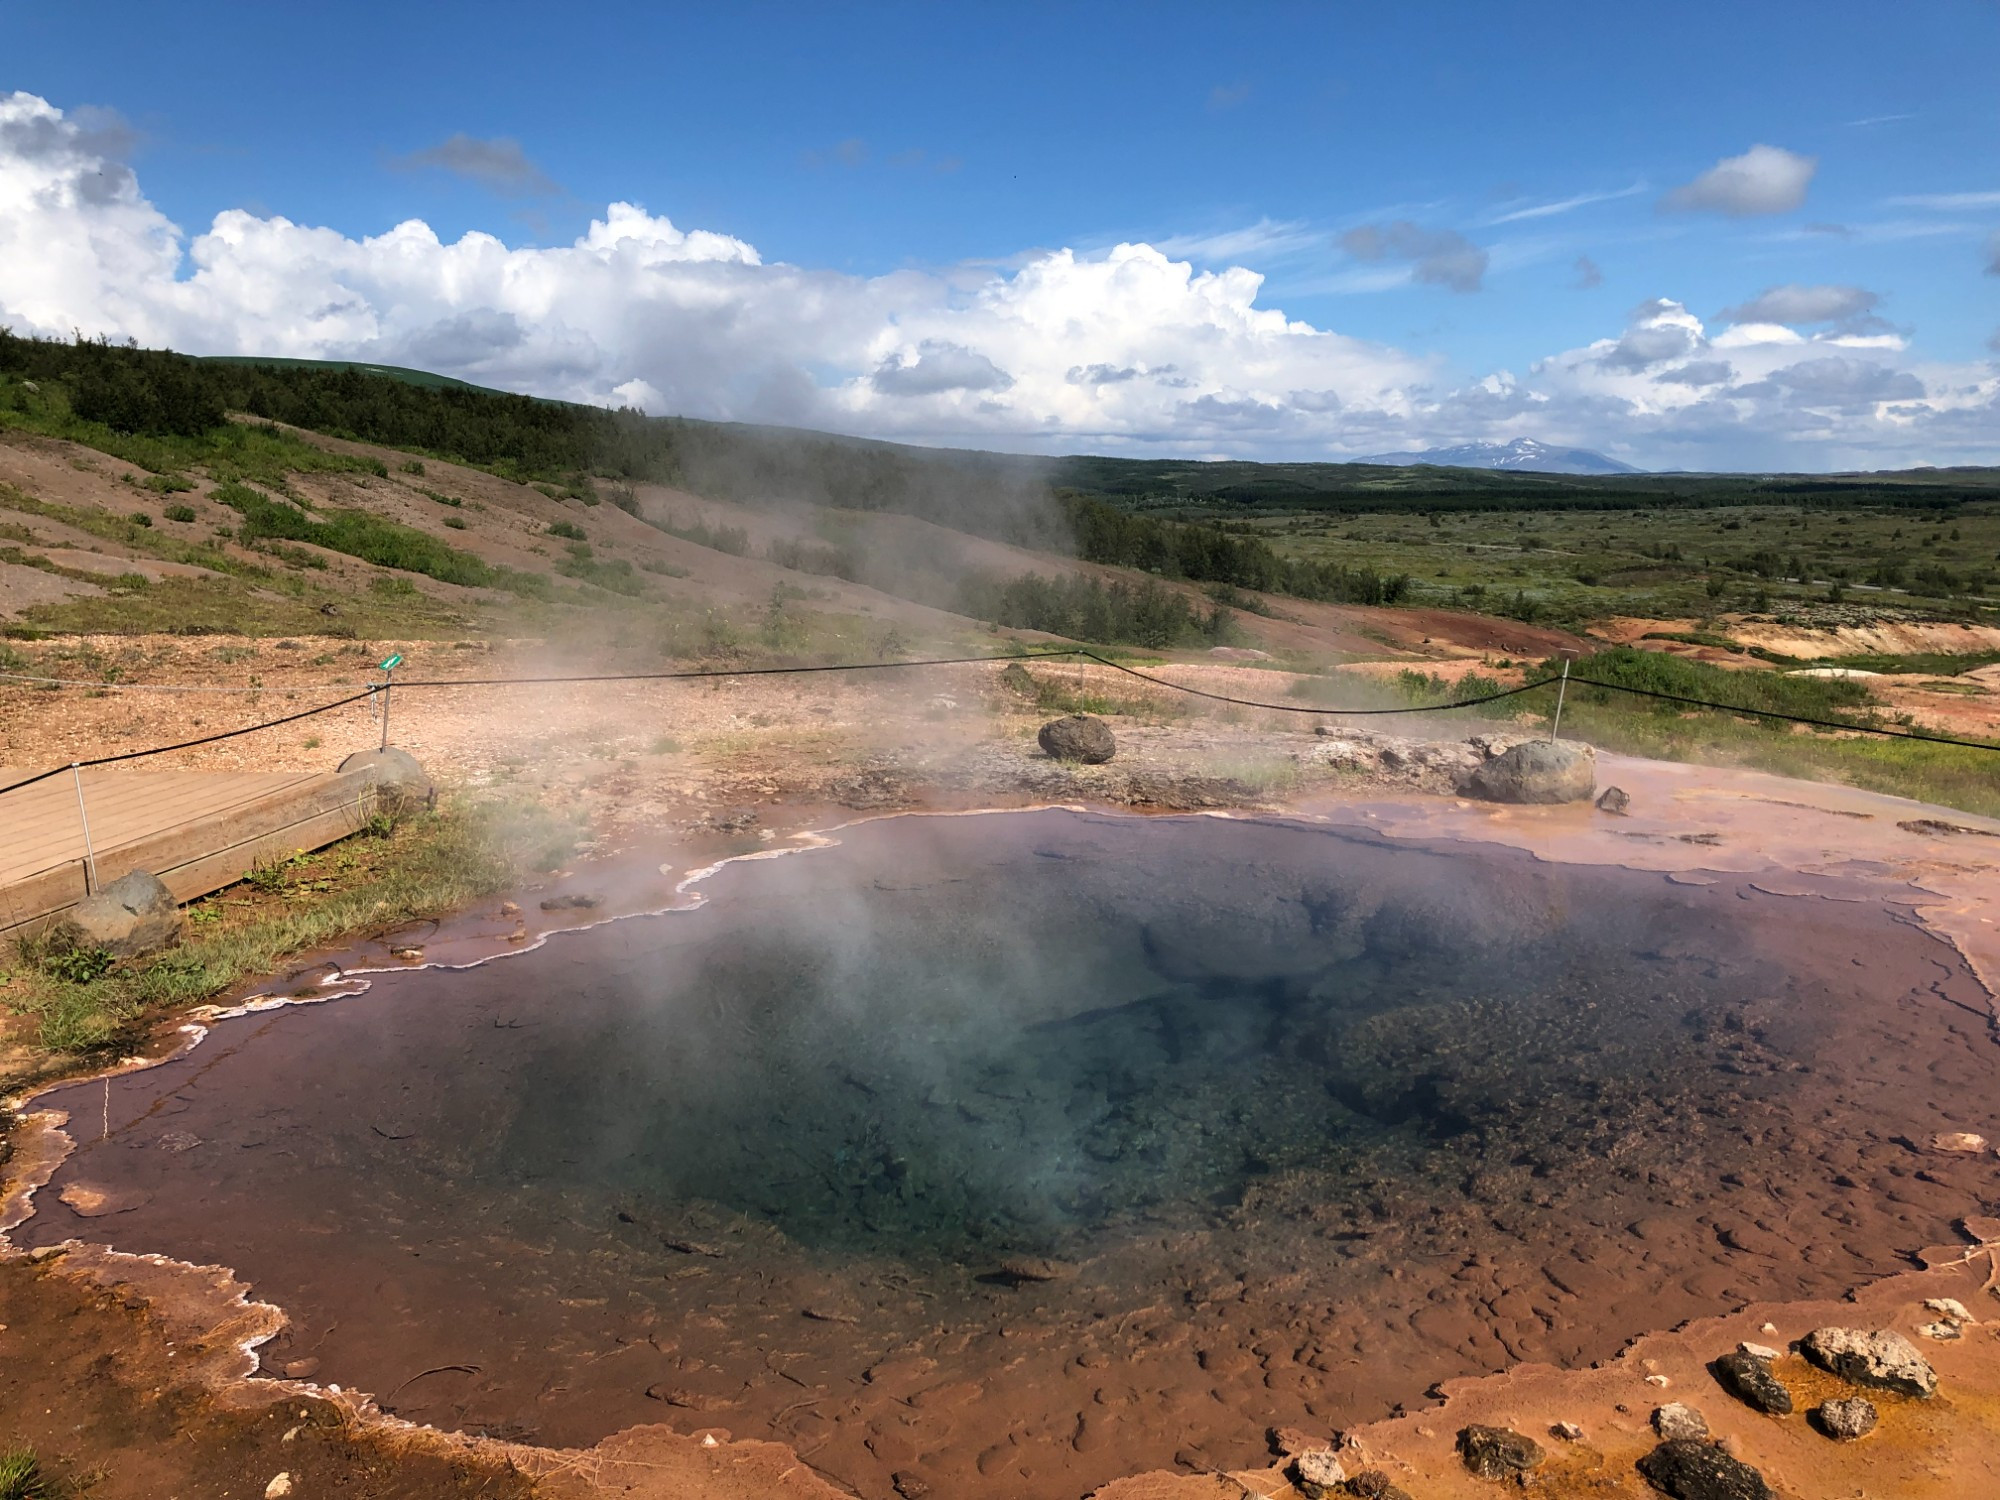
5,645 -> 1999,804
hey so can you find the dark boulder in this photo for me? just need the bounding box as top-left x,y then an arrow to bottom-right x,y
1344,1472 -> 1415,1500
65,869 -> 179,958
1712,1351 -> 1793,1415
1636,1440 -> 1776,1500
1456,1424 -> 1544,1481
1461,740 -> 1596,804
337,746 -> 434,813
1597,784 -> 1631,814
1038,715 -> 1116,764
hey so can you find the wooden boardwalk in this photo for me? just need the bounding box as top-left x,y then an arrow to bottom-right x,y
0,764 -> 377,937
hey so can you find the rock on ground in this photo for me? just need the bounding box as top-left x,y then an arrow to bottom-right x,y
1814,1396 -> 1879,1441
1597,784 -> 1631,814
337,745 -> 435,813
1461,739 -> 1597,804
1800,1326 -> 1938,1398
1037,715 -> 1117,764
1455,1424 -> 1544,1480
1635,1439 -> 1776,1500
1291,1448 -> 1346,1498
1343,1472 -> 1414,1500
1712,1351 -> 1794,1415
64,868 -> 179,958
1652,1403 -> 1710,1442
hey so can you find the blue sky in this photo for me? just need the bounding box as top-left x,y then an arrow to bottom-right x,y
6,0 -> 1999,469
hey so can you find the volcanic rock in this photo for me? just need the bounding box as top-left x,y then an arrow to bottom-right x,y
1344,1472 -> 1414,1500
1597,784 -> 1631,814
1635,1439 -> 1776,1500
1291,1449 -> 1346,1498
1456,1424 -> 1544,1480
1461,739 -> 1596,804
64,868 -> 179,958
1712,1351 -> 1793,1415
337,746 -> 435,813
1652,1403 -> 1710,1442
539,892 -> 605,911
1928,1131 -> 1989,1153
1038,714 -> 1117,764
1799,1326 -> 1938,1398
1813,1396 -> 1878,1441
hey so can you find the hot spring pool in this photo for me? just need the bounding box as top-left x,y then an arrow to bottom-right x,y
21,809 -> 2000,1498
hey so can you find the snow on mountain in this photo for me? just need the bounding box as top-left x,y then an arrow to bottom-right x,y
1356,438 -> 1640,475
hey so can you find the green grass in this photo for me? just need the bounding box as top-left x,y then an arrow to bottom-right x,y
5,796 -> 586,1060
1809,649 -> 2000,676
0,1447 -> 57,1500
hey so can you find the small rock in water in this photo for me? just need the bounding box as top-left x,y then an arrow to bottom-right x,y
1928,1130 -> 1989,1153
1550,1421 -> 1585,1442
391,946 -> 423,961
539,891 -> 604,911
1644,1373 -> 1671,1387
1291,1449 -> 1346,1498
1344,1471 -> 1414,1500
1037,714 -> 1117,764
1652,1403 -> 1710,1442
1814,1396 -> 1878,1441
281,1358 -> 319,1379
1712,1351 -> 1793,1415
993,1256 -> 1072,1284
1800,1326 -> 1938,1399
499,900 -> 521,916
1636,1439 -> 1776,1500
1455,1424 -> 1544,1481
1596,785 -> 1631,815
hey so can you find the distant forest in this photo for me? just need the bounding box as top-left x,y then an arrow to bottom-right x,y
3,334 -> 1990,621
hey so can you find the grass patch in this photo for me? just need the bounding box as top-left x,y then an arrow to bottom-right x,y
0,1447 -> 59,1500
4,795 -> 588,1062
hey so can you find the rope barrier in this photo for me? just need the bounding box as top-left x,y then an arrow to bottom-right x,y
4,646 -> 1998,801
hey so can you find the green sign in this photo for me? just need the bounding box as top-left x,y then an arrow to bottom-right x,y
379,653 -> 404,670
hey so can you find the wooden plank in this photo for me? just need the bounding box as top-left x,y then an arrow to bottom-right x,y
0,862 -> 88,936
0,769 -> 384,938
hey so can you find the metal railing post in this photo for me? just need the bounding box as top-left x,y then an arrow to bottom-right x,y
1549,655 -> 1573,743
71,763 -> 100,894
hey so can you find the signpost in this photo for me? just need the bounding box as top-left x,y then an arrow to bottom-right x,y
378,653 -> 403,751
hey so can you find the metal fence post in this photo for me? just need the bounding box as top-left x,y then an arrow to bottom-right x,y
71,763 -> 100,894
1549,655 -> 1573,743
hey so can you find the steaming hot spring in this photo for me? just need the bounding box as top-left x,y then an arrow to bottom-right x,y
18,808 -> 2000,1498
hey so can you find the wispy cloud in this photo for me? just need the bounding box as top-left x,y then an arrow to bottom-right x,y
1154,218 -> 1319,262
1482,182 -> 1645,225
1207,81 -> 1253,112
1886,189 -> 2000,211
1846,112 -> 1915,127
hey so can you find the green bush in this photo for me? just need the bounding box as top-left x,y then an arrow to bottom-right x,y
163,503 -> 198,522
546,520 -> 586,541
212,482 -> 496,588
964,571 -> 1235,649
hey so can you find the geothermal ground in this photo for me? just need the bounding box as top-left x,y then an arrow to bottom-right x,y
4,657 -> 2000,1497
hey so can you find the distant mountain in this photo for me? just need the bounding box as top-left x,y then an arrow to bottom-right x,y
1357,438 -> 1640,476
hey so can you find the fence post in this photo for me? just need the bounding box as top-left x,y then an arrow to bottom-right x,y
71,763 -> 100,894
1549,654 -> 1574,743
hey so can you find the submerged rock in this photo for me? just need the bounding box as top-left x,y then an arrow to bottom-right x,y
1636,1439 -> 1775,1500
1597,784 -> 1631,814
1800,1326 -> 1938,1398
65,868 -> 179,958
1456,1424 -> 1544,1480
1652,1403 -> 1710,1442
1038,714 -> 1117,764
1813,1396 -> 1878,1441
1712,1350 -> 1793,1415
1461,739 -> 1596,804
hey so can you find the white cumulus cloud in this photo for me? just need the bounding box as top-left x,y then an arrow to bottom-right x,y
2,92 -> 1996,471
1662,144 -> 1817,217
